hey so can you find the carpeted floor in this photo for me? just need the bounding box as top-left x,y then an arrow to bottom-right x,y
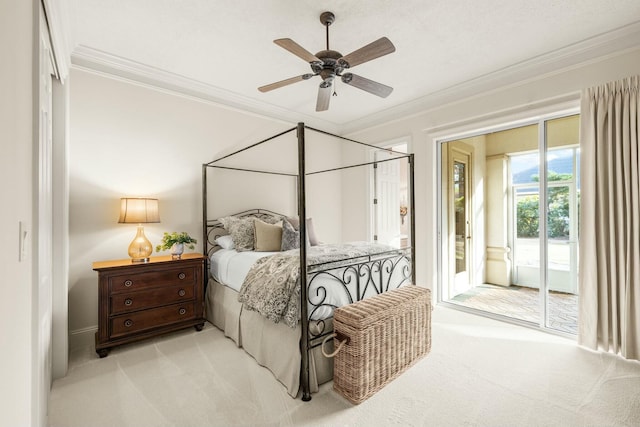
48,307 -> 640,427
450,284 -> 578,334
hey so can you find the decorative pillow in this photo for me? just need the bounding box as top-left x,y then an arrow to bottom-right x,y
281,218 -> 299,251
281,218 -> 311,251
219,216 -> 256,251
254,219 -> 283,252
306,218 -> 319,246
286,216 -> 300,230
215,235 -> 235,250
256,214 -> 282,225
286,216 -> 319,246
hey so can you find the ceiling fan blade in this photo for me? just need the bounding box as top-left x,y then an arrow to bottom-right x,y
258,74 -> 315,92
341,73 -> 393,98
274,38 -> 322,63
338,37 -> 396,68
316,80 -> 332,112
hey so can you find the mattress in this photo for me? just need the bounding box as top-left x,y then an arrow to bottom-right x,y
210,248 -> 275,292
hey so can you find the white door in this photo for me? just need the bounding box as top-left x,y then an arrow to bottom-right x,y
373,149 -> 402,247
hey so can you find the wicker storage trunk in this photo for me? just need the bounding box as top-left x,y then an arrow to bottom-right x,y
332,285 -> 431,404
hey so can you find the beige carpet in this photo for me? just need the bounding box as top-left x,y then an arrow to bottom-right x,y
48,307 -> 640,427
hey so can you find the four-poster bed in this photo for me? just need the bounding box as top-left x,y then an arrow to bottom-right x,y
202,123 -> 415,400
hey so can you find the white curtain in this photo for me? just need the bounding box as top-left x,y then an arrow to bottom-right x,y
579,75 -> 640,360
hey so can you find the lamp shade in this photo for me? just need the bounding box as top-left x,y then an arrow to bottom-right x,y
118,198 -> 160,224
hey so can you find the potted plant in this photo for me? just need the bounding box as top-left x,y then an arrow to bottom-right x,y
156,232 -> 197,259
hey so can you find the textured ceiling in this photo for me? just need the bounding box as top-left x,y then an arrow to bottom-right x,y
68,0 -> 640,132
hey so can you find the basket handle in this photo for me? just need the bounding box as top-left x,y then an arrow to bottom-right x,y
321,332 -> 350,358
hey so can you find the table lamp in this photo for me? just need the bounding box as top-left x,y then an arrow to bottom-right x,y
118,198 -> 160,262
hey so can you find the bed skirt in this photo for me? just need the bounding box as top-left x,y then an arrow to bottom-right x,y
205,277 -> 334,397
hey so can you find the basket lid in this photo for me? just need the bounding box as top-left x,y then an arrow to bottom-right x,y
333,285 -> 430,328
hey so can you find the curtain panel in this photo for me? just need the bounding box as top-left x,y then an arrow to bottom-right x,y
579,75 -> 640,360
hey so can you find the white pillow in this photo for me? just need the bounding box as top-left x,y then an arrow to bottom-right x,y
215,235 -> 235,250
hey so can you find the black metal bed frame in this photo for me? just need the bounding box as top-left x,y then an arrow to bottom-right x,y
202,123 -> 416,401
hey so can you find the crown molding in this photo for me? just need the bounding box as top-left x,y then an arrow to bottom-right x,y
341,21 -> 640,134
70,21 -> 640,136
71,45 -> 341,134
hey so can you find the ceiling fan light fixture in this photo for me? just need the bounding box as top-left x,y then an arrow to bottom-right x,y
320,79 -> 333,89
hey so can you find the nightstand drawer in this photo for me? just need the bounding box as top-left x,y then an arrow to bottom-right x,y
110,284 -> 195,315
110,302 -> 196,338
109,267 -> 197,293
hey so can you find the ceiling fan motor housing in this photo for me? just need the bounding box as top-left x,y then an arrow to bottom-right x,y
313,49 -> 343,81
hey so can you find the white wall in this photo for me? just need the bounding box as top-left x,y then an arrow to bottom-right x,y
68,69 -> 342,348
346,48 -> 640,297
205,127 -> 343,243
0,0 -> 36,425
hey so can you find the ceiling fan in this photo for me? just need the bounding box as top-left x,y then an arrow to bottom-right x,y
258,11 -> 396,112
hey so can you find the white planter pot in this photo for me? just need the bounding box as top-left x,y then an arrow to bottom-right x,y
170,243 -> 184,259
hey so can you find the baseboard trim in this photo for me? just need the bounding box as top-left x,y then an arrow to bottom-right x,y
69,326 -> 97,352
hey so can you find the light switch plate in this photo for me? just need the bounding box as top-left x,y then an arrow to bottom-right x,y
19,221 -> 28,262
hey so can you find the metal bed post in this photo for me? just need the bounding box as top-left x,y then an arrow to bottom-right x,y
202,164 -> 208,258
409,154 -> 416,285
297,122 -> 311,401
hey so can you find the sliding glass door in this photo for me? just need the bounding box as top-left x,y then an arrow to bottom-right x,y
439,114 -> 579,334
543,118 -> 580,334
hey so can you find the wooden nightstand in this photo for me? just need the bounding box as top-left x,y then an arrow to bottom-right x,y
93,253 -> 206,357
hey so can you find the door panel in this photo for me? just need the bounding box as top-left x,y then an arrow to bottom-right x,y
447,143 -> 473,297
373,145 -> 407,247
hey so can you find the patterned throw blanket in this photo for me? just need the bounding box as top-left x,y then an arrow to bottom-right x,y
238,242 -> 395,328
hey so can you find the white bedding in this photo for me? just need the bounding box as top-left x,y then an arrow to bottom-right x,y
210,248 -> 363,320
210,249 -> 276,292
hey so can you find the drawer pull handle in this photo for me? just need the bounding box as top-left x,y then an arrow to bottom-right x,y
124,298 -> 133,306
124,319 -> 133,327
178,289 -> 186,297
124,280 -> 133,287
178,273 -> 186,280
179,308 -> 186,315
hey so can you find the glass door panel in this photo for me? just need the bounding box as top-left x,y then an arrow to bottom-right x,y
454,161 -> 467,276
446,143 -> 473,299
545,116 -> 580,334
511,173 -> 541,323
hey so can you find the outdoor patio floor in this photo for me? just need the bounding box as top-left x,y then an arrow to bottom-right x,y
450,283 -> 578,335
